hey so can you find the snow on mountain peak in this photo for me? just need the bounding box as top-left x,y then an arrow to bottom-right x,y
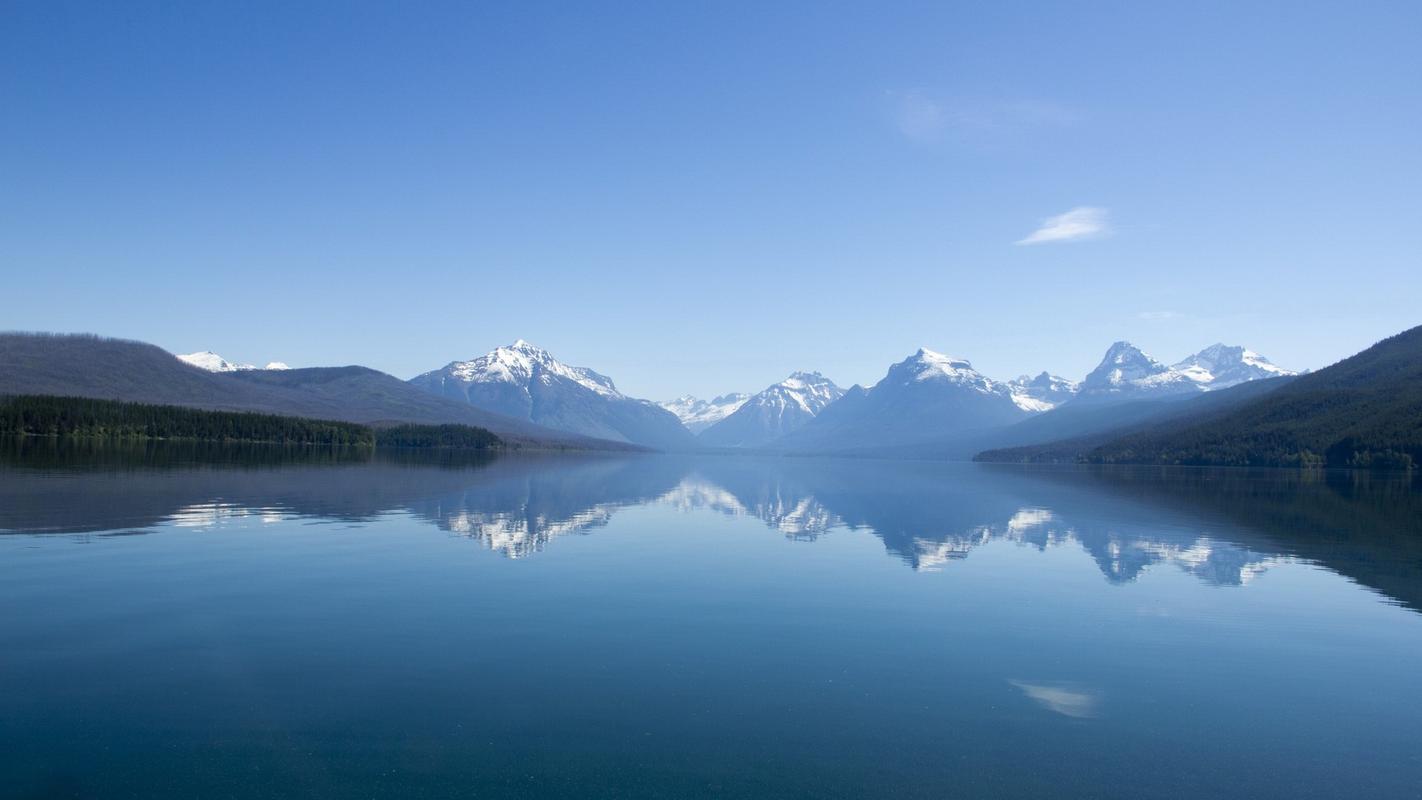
904,348 -> 976,378
450,341 -> 621,397
658,393 -> 751,433
1077,340 -> 1293,400
696,371 -> 846,447
1081,341 -> 1177,390
177,351 -> 287,372
1172,344 -> 1294,389
759,371 -> 844,414
1007,372 -> 1080,412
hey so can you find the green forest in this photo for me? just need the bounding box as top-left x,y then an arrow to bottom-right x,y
0,395 -> 502,450
374,423 -> 501,449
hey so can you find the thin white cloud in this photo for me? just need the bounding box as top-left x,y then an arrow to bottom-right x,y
1137,310 -> 1183,321
1016,206 -> 1110,245
888,92 -> 1080,143
890,89 -> 947,142
1009,680 -> 1100,718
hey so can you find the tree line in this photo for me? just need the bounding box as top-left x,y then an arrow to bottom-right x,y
0,395 -> 502,450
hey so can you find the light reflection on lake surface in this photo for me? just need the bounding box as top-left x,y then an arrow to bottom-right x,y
3,441 -> 1421,799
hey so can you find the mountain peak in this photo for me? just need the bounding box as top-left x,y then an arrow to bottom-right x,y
504,339 -> 553,359
1008,372 -> 1080,412
657,393 -> 750,433
446,341 -> 621,397
177,351 -> 256,372
912,346 -> 969,364
1078,339 -> 1291,401
1101,340 -> 1149,361
410,343 -> 694,449
1173,343 -> 1294,389
894,348 -> 980,384
696,370 -> 844,448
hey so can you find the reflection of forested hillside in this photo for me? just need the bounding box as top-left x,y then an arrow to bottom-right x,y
1003,465 -> 1422,611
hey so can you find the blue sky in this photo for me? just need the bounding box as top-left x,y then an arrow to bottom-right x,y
3,1 -> 1419,399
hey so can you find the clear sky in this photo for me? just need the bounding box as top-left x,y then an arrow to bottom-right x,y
4,1 -> 1420,399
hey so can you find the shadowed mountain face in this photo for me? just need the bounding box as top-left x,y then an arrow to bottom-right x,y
0,333 -> 620,449
5,441 -> 1418,610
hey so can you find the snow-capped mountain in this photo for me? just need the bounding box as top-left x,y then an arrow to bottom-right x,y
1074,341 -> 1292,403
1074,341 -> 1202,401
1172,344 -> 1294,389
1007,372 -> 1080,412
698,372 -> 844,447
657,393 -> 750,433
777,348 -> 1032,451
408,340 -> 696,450
177,351 -> 289,372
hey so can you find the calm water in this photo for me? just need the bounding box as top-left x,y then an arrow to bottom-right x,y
3,441 -> 1421,799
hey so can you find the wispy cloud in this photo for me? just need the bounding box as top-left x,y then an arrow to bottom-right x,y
889,89 -> 948,142
1016,206 -> 1110,245
1009,680 -> 1100,718
888,91 -> 1080,143
1137,310 -> 1183,321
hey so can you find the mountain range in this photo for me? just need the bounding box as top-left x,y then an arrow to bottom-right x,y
657,394 -> 749,433
1074,341 -> 1292,402
11,329 -> 1378,463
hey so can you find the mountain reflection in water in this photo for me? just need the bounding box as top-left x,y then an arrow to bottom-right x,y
3,439 -> 1419,611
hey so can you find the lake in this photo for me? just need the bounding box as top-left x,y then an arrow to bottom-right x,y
3,440 -> 1421,799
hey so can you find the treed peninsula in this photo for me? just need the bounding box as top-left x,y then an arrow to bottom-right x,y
0,395 -> 503,450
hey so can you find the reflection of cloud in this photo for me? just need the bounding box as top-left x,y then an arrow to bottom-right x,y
1009,680 -> 1099,718
1016,206 -> 1110,245
1006,508 -> 1054,534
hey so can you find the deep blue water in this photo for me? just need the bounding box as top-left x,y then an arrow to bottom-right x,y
3,443 -> 1421,799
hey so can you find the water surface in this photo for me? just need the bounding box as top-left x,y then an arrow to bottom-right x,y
3,441 -> 1421,799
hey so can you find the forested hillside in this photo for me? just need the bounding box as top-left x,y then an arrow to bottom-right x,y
1,395 -> 503,450
1069,326 -> 1422,469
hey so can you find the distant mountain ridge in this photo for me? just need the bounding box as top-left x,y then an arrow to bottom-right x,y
1074,341 -> 1295,403
773,348 -> 1031,452
408,340 -> 695,450
178,351 -> 290,372
658,393 -> 750,433
1171,343 -> 1293,389
699,371 -> 843,447
1007,372 -> 1079,412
